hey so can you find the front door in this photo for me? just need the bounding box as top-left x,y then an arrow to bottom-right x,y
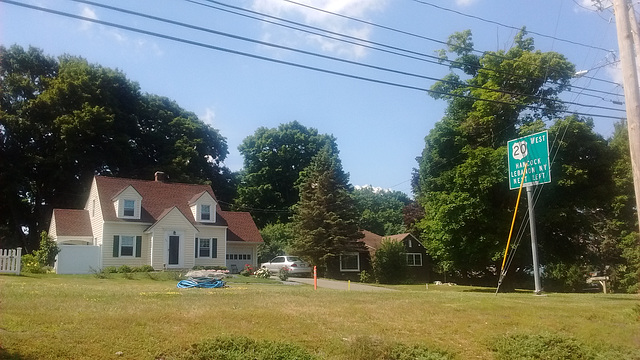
168,235 -> 180,266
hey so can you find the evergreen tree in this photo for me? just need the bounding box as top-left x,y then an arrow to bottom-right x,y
291,146 -> 363,277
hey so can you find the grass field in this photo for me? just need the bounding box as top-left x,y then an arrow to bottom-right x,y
0,273 -> 639,359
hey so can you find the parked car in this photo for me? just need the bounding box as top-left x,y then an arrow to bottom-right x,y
261,256 -> 311,276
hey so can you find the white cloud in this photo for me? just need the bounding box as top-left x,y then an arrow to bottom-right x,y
79,5 -> 97,31
200,107 -> 216,126
454,0 -> 479,7
250,0 -> 387,59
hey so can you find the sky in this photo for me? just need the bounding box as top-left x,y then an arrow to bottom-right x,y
0,0 -> 627,196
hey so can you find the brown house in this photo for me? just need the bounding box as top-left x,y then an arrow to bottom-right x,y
339,230 -> 430,281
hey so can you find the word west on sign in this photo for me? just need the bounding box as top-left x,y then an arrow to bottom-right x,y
507,131 -> 551,190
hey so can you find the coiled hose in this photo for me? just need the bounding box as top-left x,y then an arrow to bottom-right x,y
177,277 -> 226,288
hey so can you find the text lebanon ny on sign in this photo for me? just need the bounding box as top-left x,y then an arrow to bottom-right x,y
507,131 -> 551,190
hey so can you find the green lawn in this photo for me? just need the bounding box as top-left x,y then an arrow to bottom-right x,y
1,274 -> 638,359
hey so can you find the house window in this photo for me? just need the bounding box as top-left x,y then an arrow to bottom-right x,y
408,239 -> 412,248
120,235 -> 135,256
340,252 -> 360,272
123,199 -> 135,217
200,204 -> 211,221
406,253 -> 422,266
199,238 -> 210,257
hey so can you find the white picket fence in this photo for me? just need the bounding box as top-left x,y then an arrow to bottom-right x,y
0,248 -> 22,275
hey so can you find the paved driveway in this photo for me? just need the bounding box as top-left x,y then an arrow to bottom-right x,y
287,277 -> 395,291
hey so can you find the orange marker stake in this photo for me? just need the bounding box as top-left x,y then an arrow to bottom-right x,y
313,266 -> 317,290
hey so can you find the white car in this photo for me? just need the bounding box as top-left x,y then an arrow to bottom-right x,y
261,256 -> 311,277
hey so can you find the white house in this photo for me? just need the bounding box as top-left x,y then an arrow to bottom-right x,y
49,172 -> 263,274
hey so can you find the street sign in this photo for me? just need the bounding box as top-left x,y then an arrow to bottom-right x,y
507,131 -> 551,190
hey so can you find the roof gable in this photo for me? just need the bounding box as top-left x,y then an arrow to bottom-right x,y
94,176 -> 225,226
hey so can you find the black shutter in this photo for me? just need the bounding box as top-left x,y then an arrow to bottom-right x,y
211,238 -> 217,258
135,236 -> 142,257
113,235 -> 119,257
195,238 -> 199,258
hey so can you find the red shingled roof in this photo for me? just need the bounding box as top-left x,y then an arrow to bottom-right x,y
359,230 -> 383,252
53,209 -> 93,237
95,176 -> 227,226
223,211 -> 264,243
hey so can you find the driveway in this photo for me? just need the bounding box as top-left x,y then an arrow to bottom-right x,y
286,277 -> 395,291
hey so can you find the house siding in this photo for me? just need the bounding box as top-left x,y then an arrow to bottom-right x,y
147,208 -> 197,270
85,179 -> 104,246
101,222 -> 150,268
194,225 -> 227,268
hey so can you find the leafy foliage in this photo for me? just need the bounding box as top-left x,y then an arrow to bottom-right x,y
35,231 -> 59,267
290,146 -> 364,277
0,45 -> 234,250
372,239 -> 408,284
352,186 -> 411,236
235,121 -> 337,227
178,336 -> 318,360
258,222 -> 294,263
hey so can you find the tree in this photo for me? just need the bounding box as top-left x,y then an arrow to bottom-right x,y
0,45 -> 234,250
416,29 -> 576,280
372,239 -> 408,284
235,121 -> 338,227
290,146 -> 364,277
258,222 -> 295,263
351,186 -> 411,235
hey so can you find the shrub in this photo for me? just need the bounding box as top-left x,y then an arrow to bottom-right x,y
179,336 -> 318,360
372,239 -> 408,284
90,267 -> 111,279
544,262 -> 588,292
239,264 -> 254,276
254,267 -> 270,279
35,231 -> 60,267
359,269 -> 372,283
102,266 -> 118,273
117,265 -> 133,273
122,272 -> 135,280
133,265 -> 154,272
21,254 -> 47,274
278,267 -> 289,281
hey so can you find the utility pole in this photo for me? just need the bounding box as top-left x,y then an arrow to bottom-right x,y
526,186 -> 542,295
613,0 -> 640,231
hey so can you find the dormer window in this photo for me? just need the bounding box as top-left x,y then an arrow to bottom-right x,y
201,205 -> 211,221
112,185 -> 142,220
123,200 -> 135,217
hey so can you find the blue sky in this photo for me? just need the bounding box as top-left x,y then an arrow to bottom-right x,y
0,0 -> 625,195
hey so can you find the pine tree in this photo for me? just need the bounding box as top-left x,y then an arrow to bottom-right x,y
291,146 -> 364,277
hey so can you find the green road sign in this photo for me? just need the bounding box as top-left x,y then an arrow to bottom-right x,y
507,131 -> 551,190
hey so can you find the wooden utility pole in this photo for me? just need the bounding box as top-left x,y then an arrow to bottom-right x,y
613,0 -> 640,230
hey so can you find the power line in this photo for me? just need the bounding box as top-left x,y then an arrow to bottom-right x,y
410,0 -> 614,53
283,0 -> 620,87
193,0 -> 624,102
2,0 -> 625,121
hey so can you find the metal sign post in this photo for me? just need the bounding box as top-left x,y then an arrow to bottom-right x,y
507,131 -> 550,295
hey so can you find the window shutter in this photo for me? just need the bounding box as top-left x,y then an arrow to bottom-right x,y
211,238 -> 217,258
135,236 -> 142,257
113,235 -> 119,257
195,238 -> 199,258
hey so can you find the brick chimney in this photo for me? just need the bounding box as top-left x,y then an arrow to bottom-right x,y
154,171 -> 167,182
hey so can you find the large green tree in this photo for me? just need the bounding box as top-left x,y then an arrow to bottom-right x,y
351,186 -> 411,236
416,29 -> 576,280
0,45 -> 233,250
290,146 -> 363,277
235,121 -> 337,227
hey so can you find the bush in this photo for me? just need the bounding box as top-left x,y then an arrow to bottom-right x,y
239,264 -> 254,276
544,262 -> 588,292
179,336 -> 318,360
117,265 -> 133,273
490,332 -> 640,360
90,267 -> 111,279
21,254 -> 47,274
133,265 -> 154,272
36,231 -> 60,267
102,266 -> 118,273
359,269 -> 373,283
254,267 -> 270,279
372,239 -> 408,284
278,267 -> 289,281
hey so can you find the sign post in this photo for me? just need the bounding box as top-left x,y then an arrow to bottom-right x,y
507,131 -> 550,295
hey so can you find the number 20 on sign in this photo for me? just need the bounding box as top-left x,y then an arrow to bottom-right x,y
507,131 -> 551,190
